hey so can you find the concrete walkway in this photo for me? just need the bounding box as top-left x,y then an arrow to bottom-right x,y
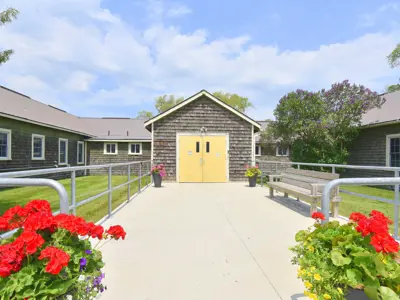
99,183 -> 316,300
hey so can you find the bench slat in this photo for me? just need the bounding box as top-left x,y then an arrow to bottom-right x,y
284,168 -> 339,180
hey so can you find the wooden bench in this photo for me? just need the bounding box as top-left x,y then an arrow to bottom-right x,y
268,168 -> 341,217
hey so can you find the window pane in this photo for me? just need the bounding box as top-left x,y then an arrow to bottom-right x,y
196,141 -> 200,153
60,141 -> 66,163
78,143 -> 83,162
206,142 -> 210,153
0,132 -> 8,158
111,144 -> 116,153
135,144 -> 140,153
255,146 -> 260,155
106,144 -> 111,153
391,153 -> 400,167
33,137 -> 43,158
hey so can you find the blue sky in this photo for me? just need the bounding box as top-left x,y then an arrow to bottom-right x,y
0,0 -> 399,120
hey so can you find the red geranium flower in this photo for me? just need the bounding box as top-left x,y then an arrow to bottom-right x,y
349,212 -> 367,223
371,233 -> 399,253
17,231 -> 45,255
24,200 -> 52,214
39,246 -> 70,275
311,212 -> 325,221
106,225 -> 126,240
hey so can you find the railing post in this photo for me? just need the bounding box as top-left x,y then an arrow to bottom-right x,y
332,166 -> 336,174
127,164 -> 131,201
138,162 -> 142,193
394,170 -> 399,239
108,167 -> 112,217
71,170 -> 76,215
297,164 -> 300,170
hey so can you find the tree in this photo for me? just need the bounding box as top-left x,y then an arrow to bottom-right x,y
213,91 -> 253,112
137,110 -> 154,119
264,80 -> 385,165
0,8 -> 19,65
155,95 -> 184,113
387,43 -> 400,68
386,43 -> 400,93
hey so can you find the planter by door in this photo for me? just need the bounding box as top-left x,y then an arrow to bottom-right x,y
248,176 -> 257,187
346,289 -> 368,300
153,173 -> 162,188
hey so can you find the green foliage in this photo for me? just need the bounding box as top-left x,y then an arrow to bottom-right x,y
291,220 -> 400,300
244,166 -> 261,178
388,43 -> 400,68
155,95 -> 184,113
266,81 -> 385,165
387,84 -> 400,93
0,229 -> 106,299
213,91 -> 253,112
137,110 -> 154,119
0,8 -> 19,65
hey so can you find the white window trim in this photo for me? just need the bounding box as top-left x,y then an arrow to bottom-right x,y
58,138 -> 68,165
128,142 -> 142,155
276,145 -> 289,157
255,145 -> 261,157
31,134 -> 45,160
386,133 -> 400,167
77,141 -> 84,164
104,143 -> 118,155
0,128 -> 12,160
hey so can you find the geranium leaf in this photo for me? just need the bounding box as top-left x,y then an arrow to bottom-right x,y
351,251 -> 372,257
331,250 -> 352,266
374,256 -> 389,277
364,287 -> 379,300
346,269 -> 363,287
379,287 -> 400,300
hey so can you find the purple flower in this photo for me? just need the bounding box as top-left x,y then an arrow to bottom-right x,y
85,250 -> 92,255
79,258 -> 87,271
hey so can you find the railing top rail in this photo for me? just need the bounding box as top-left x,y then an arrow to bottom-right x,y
0,160 -> 152,178
255,160 -> 400,172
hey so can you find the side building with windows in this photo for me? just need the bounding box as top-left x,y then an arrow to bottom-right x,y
0,87 -> 92,176
254,121 -> 291,174
346,90 -> 400,178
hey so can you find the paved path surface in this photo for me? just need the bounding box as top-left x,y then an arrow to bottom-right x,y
99,183 -> 317,300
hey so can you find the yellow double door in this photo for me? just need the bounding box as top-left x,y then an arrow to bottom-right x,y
178,135 -> 228,183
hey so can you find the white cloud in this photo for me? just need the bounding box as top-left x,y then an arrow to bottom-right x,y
65,71 -> 97,92
166,4 -> 192,17
358,2 -> 400,27
0,0 -> 399,120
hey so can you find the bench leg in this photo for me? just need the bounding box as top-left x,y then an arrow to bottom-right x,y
296,197 -> 300,201
284,192 -> 289,198
310,199 -> 318,216
269,187 -> 274,198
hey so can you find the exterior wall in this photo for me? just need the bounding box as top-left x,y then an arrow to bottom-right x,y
87,142 -> 151,175
0,116 -> 87,178
152,96 -> 253,181
256,143 -> 291,174
345,124 -> 400,178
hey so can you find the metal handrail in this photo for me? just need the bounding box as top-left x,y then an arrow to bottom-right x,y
322,177 -> 400,238
0,160 -> 153,239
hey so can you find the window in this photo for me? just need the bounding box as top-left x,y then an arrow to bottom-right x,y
77,141 -> 84,164
128,143 -> 142,155
104,143 -> 118,155
31,134 -> 45,160
276,145 -> 289,156
0,128 -> 11,160
387,134 -> 400,167
255,145 -> 261,156
206,142 -> 210,153
196,141 -> 200,153
59,138 -> 68,165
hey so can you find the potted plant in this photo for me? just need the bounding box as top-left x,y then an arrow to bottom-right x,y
151,164 -> 166,188
291,211 -> 400,300
245,164 -> 261,187
0,199 -> 126,299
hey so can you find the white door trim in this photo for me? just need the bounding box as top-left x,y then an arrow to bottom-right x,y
176,132 -> 230,183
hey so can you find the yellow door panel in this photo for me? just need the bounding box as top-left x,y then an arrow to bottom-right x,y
179,136 -> 203,182
202,136 -> 227,183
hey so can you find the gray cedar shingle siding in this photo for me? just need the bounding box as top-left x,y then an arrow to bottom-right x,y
0,116 -> 86,173
152,95 -> 253,181
345,123 -> 400,178
87,142 -> 151,175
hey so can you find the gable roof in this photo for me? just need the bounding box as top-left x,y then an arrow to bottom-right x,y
144,90 -> 261,130
362,90 -> 400,127
0,86 -> 94,136
81,118 -> 151,141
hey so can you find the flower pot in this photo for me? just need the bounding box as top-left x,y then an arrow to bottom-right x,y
248,175 -> 257,187
346,288 -> 368,300
153,173 -> 162,187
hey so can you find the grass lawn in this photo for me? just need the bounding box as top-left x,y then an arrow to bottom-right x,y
0,175 -> 151,223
